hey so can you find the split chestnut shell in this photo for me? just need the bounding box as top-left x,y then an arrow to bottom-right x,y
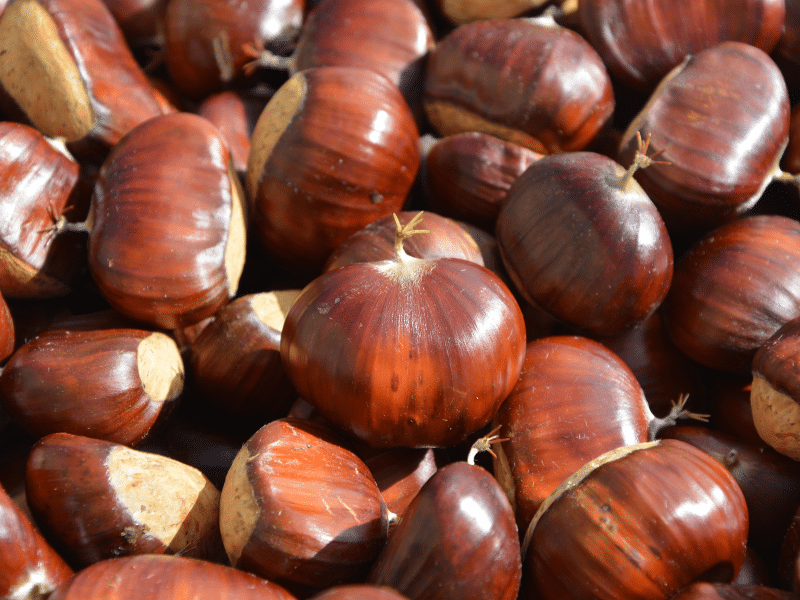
280,224 -> 526,448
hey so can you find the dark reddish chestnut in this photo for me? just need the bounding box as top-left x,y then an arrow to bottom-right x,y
669,582 -> 796,600
89,112 -> 247,329
309,585 -> 411,600
523,439 -> 749,600
618,42 -> 790,235
164,0 -> 304,99
0,0 -> 165,150
25,432 -> 224,568
493,335 -> 700,533
0,289 -> 13,362
578,0 -> 785,92
367,456 -> 521,600
323,211 -> 484,272
219,417 -> 388,594
664,215 -> 800,373
708,374 -> 762,447
433,0 -> 557,24
46,554 -> 297,600
101,0 -> 168,51
280,213 -> 526,448
0,481 -> 73,600
423,17 -> 614,154
496,142 -> 673,336
247,66 -> 420,272
0,318 -> 183,445
424,132 -> 543,231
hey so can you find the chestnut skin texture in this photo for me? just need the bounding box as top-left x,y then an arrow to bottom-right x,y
525,439 -> 749,600
280,253 -> 526,448
496,151 -> 673,336
46,554 -> 297,600
579,0 -> 785,92
309,586 -> 411,600
0,481 -> 73,600
89,112 -> 246,329
618,42 -> 790,235
367,461 -> 521,600
424,18 -> 614,155
664,215 -> 800,373
669,582 -> 797,600
493,335 -> 651,533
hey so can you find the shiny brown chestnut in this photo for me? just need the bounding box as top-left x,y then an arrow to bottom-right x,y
0,122 -> 88,298
89,112 -> 247,329
367,454 -> 521,600
25,432 -> 224,568
433,0 -> 569,24
46,554 -> 297,600
164,0 -> 304,99
496,143 -> 673,336
323,211 -> 484,272
245,0 -> 434,106
578,0 -> 785,92
750,316 -> 800,460
188,290 -> 300,433
0,0 -> 165,151
0,481 -> 73,600
618,42 -> 790,235
309,585 -> 411,600
423,16 -> 614,155
669,582 -> 796,600
664,215 -> 800,373
522,439 -> 749,600
0,318 -> 183,445
280,213 -> 526,448
0,290 -> 13,362
219,417 -> 388,594
493,335 -> 701,533
424,132 -> 543,231
101,0 -> 168,51
247,66 -> 420,272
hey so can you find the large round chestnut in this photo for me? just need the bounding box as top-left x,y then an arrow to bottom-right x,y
496,150 -> 673,336
523,439 -> 749,600
618,42 -> 790,235
247,66 -> 420,272
423,17 -> 614,155
664,215 -> 800,373
578,0 -> 785,92
280,214 -> 526,448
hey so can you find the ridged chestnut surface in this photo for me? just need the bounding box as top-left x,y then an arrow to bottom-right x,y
219,417 -> 388,593
323,212 -> 484,272
0,122 -> 87,298
496,151 -> 673,336
25,432 -> 223,568
89,112 -> 247,329
0,481 -> 73,600
247,66 -> 420,272
280,226 -> 526,448
423,18 -> 614,154
367,461 -> 521,600
47,554 -> 297,600
0,323 -> 183,445
493,336 -> 652,533
524,439 -> 749,600
424,132 -> 542,231
0,0 -> 165,148
618,42 -> 790,235
664,215 -> 800,373
578,0 -> 785,92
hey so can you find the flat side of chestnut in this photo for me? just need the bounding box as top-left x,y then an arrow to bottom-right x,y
0,0 -> 95,141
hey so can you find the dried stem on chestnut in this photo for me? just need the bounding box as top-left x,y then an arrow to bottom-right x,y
647,393 -> 710,440
618,131 -> 669,191
467,425 -> 509,465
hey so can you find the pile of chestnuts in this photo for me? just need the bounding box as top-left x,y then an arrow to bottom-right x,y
4,0 -> 800,599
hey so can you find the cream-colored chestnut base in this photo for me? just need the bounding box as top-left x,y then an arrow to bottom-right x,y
0,0 -> 95,141
521,441 -> 659,557
219,447 -> 260,566
137,333 -> 184,402
252,290 -> 301,332
247,73 -> 307,200
224,162 -> 247,297
751,375 -> 800,461
107,446 -> 221,555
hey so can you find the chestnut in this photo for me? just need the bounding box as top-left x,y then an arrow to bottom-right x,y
669,582 -> 796,600
25,432 -> 224,568
423,16 -> 614,154
309,585 -> 411,600
89,112 -> 247,329
247,66 -> 420,272
522,439 -> 749,600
